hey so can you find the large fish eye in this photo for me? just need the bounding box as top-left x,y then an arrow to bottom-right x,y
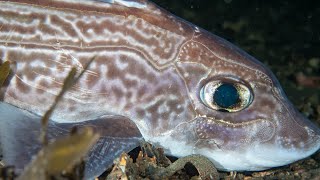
200,80 -> 253,112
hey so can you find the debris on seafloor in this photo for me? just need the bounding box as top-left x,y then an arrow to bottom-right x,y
105,132 -> 320,180
295,72 -> 320,88
106,142 -> 219,180
0,163 -> 15,180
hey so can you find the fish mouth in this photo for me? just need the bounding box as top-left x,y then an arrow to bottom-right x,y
286,110 -> 320,152
252,111 -> 320,169
195,128 -> 320,172
192,112 -> 320,171
248,132 -> 320,170
275,87 -> 320,151
295,125 -> 320,161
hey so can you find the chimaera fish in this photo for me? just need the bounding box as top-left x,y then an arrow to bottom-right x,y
0,0 -> 319,178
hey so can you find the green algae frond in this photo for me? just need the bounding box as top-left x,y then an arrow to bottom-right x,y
0,61 -> 10,88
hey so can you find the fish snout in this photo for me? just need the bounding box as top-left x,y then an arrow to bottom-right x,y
281,107 -> 320,152
266,100 -> 320,167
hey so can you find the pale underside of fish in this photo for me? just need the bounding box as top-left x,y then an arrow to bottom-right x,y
0,0 -> 319,179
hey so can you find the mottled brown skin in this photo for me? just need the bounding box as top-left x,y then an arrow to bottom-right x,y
177,30 -> 317,146
0,0 -> 319,179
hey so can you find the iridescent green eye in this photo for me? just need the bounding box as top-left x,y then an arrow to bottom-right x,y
200,80 -> 253,112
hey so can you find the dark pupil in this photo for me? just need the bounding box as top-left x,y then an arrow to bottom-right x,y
213,83 -> 239,108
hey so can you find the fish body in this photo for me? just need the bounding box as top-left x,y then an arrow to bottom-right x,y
0,0 -> 319,178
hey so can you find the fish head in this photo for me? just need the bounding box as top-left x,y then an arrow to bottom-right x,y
174,29 -> 320,171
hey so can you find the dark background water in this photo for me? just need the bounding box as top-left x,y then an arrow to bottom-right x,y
151,0 -> 320,119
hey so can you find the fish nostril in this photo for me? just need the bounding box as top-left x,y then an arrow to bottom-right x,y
278,103 -> 320,151
290,105 -> 320,137
302,118 -> 320,138
298,119 -> 320,151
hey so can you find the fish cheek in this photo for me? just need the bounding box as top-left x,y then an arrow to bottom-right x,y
194,117 -> 276,151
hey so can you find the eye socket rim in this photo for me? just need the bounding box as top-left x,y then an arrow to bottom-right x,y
199,78 -> 254,112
